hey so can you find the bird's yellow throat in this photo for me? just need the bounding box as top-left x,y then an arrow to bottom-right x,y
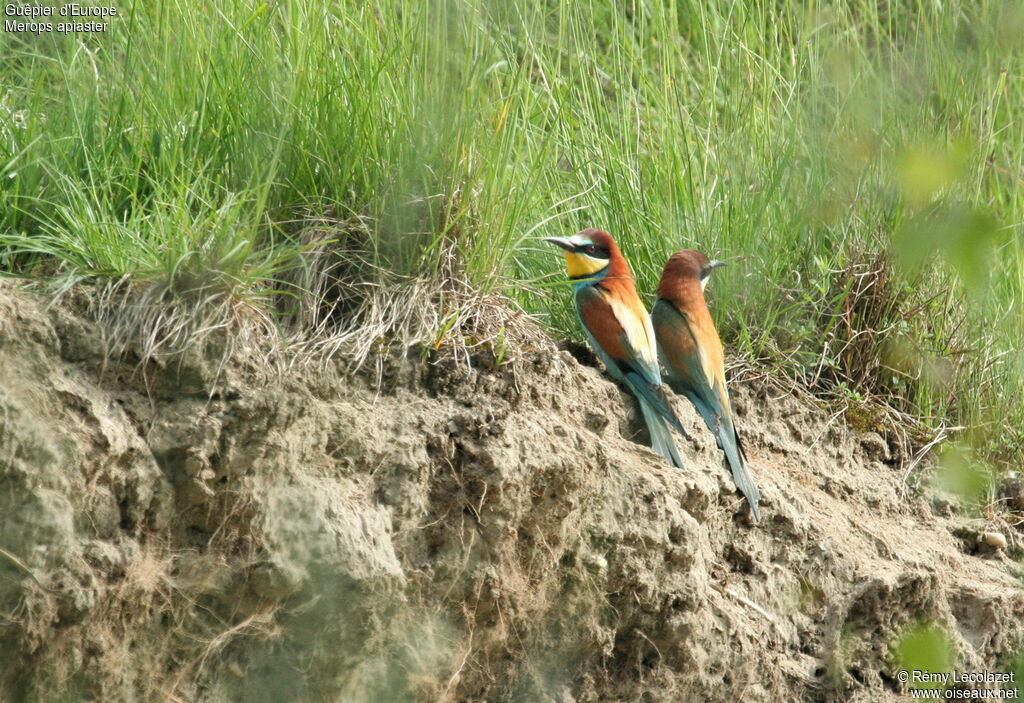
564,251 -> 608,279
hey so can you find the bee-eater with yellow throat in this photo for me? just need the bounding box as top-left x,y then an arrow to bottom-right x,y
545,229 -> 685,468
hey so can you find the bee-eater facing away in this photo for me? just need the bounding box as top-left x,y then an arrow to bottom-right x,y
652,250 -> 762,522
545,229 -> 686,468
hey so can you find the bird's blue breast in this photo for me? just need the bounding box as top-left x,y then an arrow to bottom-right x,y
571,265 -> 609,293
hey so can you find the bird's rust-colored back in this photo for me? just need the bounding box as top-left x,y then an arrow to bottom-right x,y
656,250 -> 725,392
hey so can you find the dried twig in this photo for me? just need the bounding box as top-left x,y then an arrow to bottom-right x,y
710,581 -> 780,633
0,546 -> 51,591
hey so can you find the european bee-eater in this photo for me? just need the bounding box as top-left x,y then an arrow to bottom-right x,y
652,250 -> 762,521
545,229 -> 685,468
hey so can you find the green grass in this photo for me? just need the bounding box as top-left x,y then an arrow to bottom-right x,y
1,0 -> 1022,467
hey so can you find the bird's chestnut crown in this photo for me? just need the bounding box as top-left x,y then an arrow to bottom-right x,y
659,249 -> 727,295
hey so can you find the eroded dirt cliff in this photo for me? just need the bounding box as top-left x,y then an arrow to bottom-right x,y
1,283 -> 1022,702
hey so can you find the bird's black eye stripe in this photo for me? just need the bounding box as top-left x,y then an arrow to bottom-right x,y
580,244 -> 610,259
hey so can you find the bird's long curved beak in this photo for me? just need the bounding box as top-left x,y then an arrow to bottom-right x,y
700,259 -> 728,281
544,237 -> 576,252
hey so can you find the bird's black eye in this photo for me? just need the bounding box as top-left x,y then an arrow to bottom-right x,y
584,245 -> 596,255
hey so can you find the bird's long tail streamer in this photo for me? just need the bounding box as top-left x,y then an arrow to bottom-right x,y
720,420 -> 761,522
638,398 -> 685,469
